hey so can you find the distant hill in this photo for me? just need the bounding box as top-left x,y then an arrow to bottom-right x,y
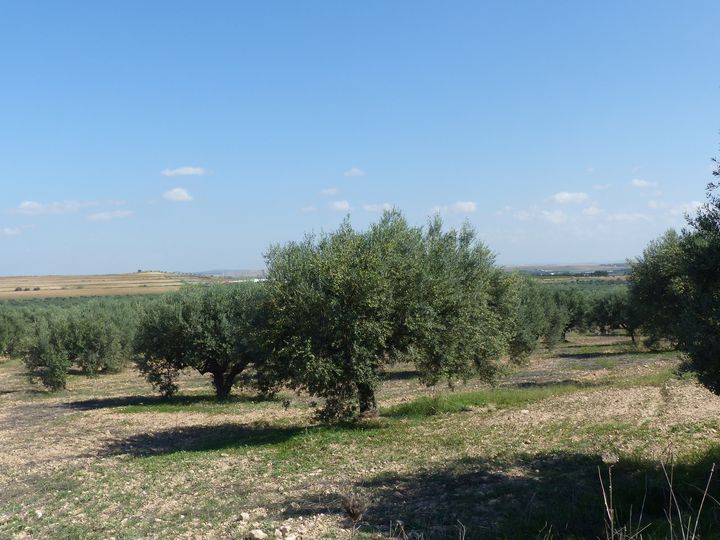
192,269 -> 266,279
503,263 -> 630,277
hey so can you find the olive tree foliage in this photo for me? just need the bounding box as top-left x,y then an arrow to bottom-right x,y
674,177 -> 720,391
0,304 -> 28,356
134,283 -> 267,400
264,211 -> 516,420
507,277 -> 564,358
24,315 -> 72,390
629,169 -> 720,392
589,288 -> 641,343
22,299 -> 141,390
627,230 -> 685,348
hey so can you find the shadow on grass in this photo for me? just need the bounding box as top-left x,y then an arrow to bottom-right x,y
65,393 -> 273,411
98,419 -> 384,457
283,449 -> 720,538
382,369 -> 419,382
557,350 -> 642,360
507,379 -> 586,389
99,422 -> 305,456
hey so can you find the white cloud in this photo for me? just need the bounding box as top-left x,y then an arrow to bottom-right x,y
301,206 -> 318,213
344,167 -> 366,177
550,192 -> 589,204
161,166 -> 207,177
540,210 -> 568,224
363,203 -> 393,212
593,184 -> 611,191
320,187 -> 339,196
647,199 -> 669,209
431,201 -> 478,215
669,201 -> 702,216
88,210 -> 134,222
329,200 -> 351,212
15,200 -> 97,215
452,201 -> 477,213
163,188 -> 193,202
0,227 -> 20,237
631,178 -> 657,188
582,206 -> 603,216
606,212 -> 651,222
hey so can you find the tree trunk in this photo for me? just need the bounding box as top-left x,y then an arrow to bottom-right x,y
212,371 -> 234,401
357,383 -> 378,418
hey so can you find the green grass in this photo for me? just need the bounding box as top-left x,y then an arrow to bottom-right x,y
383,383 -> 587,418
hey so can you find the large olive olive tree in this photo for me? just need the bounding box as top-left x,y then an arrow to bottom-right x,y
264,210 -> 516,420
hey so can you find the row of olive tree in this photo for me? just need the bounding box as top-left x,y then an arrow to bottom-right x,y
131,216 -> 644,418
135,212 -> 534,419
18,299 -> 143,390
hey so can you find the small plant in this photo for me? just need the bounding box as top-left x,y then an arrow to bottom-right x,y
598,455 -> 716,540
339,488 -> 370,536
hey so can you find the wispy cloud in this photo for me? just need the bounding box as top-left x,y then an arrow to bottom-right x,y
301,206 -> 318,213
363,203 -> 393,212
631,178 -> 657,189
329,200 -> 351,212
320,187 -> 339,196
88,210 -> 134,222
606,212 -> 651,222
163,188 -> 193,202
431,201 -> 478,215
540,210 -> 567,224
344,167 -> 366,177
0,227 -> 21,237
14,200 -> 97,216
593,184 -> 611,191
512,206 -> 569,225
550,192 -> 589,204
582,206 -> 603,216
669,201 -> 702,216
161,166 -> 207,177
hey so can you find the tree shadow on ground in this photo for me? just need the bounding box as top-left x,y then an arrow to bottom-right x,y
382,369 -> 419,382
556,350 -> 644,360
98,422 -> 305,456
283,449 -> 720,539
65,393 -> 273,411
504,379 -> 588,389
98,419 -> 383,458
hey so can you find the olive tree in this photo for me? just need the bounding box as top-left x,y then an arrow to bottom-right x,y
135,283 -> 266,400
24,315 -> 72,390
589,288 -> 640,343
673,178 -> 720,391
264,211 -> 515,420
627,230 -> 685,347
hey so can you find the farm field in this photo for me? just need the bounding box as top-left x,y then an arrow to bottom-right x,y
0,273 -> 213,300
2,335 -> 719,539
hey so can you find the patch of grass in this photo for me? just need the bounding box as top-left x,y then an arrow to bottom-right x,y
383,384 -> 585,418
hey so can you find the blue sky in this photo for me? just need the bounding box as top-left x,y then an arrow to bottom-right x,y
1,1 -> 718,275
